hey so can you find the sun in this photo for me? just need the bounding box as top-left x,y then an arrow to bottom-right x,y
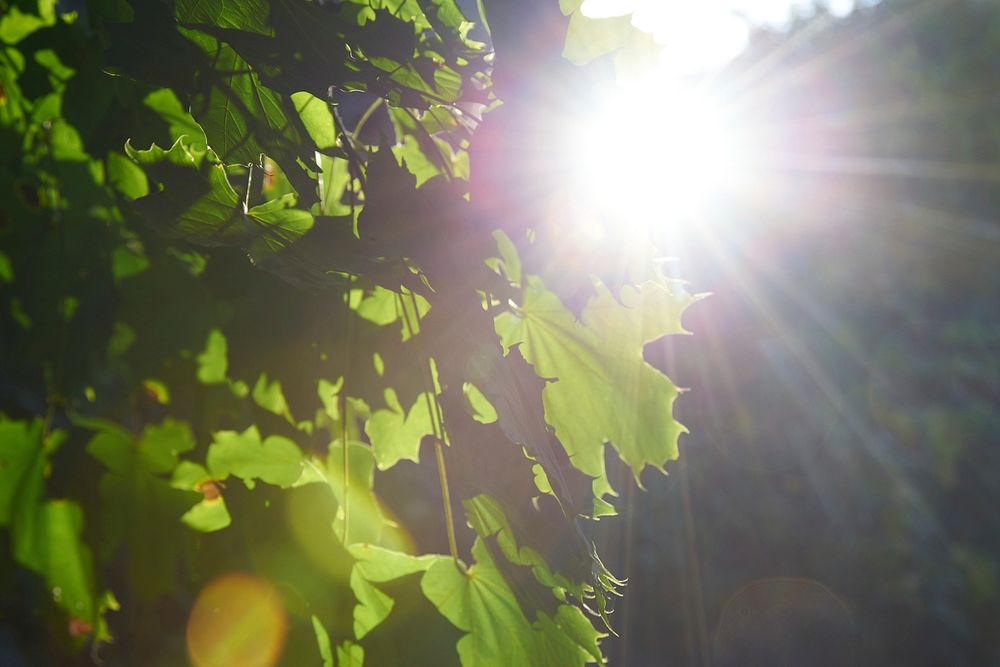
571,77 -> 745,248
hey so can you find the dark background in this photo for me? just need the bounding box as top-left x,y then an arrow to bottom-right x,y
592,1 -> 1000,664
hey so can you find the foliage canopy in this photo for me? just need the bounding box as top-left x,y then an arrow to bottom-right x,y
0,0 -> 695,664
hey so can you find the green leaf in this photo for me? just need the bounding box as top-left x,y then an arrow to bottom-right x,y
337,641 -> 365,667
125,136 -> 205,169
365,388 -> 433,470
128,143 -> 244,243
316,153 -> 353,216
2,423 -> 62,573
424,0 -> 468,31
495,277 -> 700,499
0,47 -> 26,130
96,467 -> 200,601
0,419 -> 106,627
559,0 -> 584,15
85,419 -> 195,476
312,615 -> 335,667
180,29 -> 305,167
175,0 -> 269,30
421,539 -> 599,667
107,152 -> 149,200
197,328 -> 229,384
207,425 -> 305,489
0,250 -> 11,284
349,543 -> 443,581
245,194 -> 315,265
462,382 -> 498,424
34,500 -> 98,623
129,143 -> 334,282
490,230 -> 521,286
111,243 -> 151,281
142,379 -> 172,405
0,0 -> 57,45
252,372 -> 294,422
389,106 -> 444,186
462,494 -> 574,595
292,91 -> 337,150
349,569 -> 395,639
348,543 -> 444,638
545,604 -> 605,664
143,88 -> 208,153
137,419 -> 197,475
352,286 -> 402,327
179,491 -> 230,532
352,286 -> 430,342
171,462 -> 231,532
83,420 -> 201,601
322,441 -> 405,547
0,417 -> 43,526
83,422 -> 131,473
93,590 -> 122,644
562,11 -> 636,65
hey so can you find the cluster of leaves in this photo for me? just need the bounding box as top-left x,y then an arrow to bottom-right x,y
0,0 -> 696,664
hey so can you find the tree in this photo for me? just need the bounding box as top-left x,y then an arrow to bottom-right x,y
0,1 -> 695,664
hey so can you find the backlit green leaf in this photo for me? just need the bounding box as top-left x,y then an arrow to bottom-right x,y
0,418 -> 43,526
365,388 -> 434,469
0,0 -> 56,45
338,641 -> 365,667
293,91 -> 337,151
421,539 -> 600,666
207,425 -> 305,489
0,419 -> 105,626
312,614 -> 335,667
197,328 -> 229,384
34,500 -> 98,623
137,419 -> 197,475
496,276 -> 700,501
348,543 -> 445,638
107,152 -> 149,200
562,11 -> 635,65
143,88 -> 208,153
252,372 -> 294,422
172,462 -> 231,532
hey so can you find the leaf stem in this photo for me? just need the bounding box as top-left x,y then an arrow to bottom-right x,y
340,390 -> 350,545
353,98 -> 384,140
397,292 -> 460,561
434,436 -> 459,561
476,0 -> 491,37
340,278 -> 355,546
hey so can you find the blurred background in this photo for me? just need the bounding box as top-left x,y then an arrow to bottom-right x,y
584,0 -> 1000,664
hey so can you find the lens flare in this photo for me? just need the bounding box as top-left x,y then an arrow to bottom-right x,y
186,573 -> 287,667
714,577 -> 855,666
284,480 -> 415,579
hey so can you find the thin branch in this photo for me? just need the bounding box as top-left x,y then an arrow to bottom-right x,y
397,292 -> 460,561
354,97 -> 384,139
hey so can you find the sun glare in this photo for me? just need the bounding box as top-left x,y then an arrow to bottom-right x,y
573,79 -> 744,245
572,0 -> 869,247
